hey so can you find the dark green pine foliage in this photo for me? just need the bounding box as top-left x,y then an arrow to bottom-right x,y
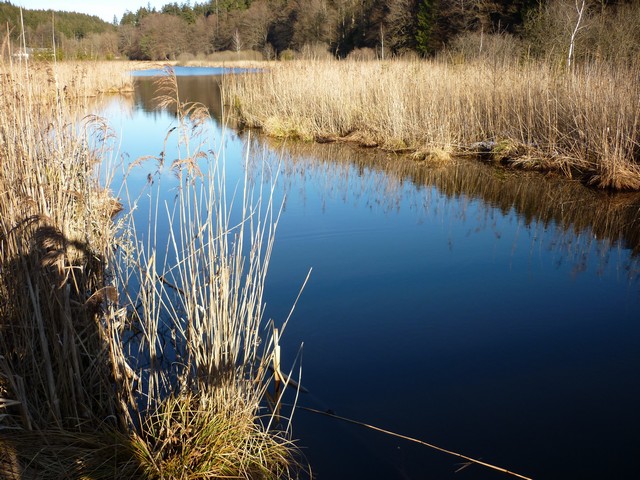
415,0 -> 437,56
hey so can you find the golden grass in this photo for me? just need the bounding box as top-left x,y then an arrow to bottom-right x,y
0,55 -> 119,428
0,50 -> 134,477
51,60 -> 139,94
131,390 -> 293,479
224,58 -> 640,190
0,54 -> 297,478
112,71 -> 298,478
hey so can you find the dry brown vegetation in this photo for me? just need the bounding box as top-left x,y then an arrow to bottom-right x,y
50,60 -> 142,94
0,55 -> 133,477
0,56 -> 297,478
224,58 -> 640,190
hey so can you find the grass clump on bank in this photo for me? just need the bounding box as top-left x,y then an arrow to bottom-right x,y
224,58 -> 640,190
114,71 -> 297,479
0,51 -> 297,478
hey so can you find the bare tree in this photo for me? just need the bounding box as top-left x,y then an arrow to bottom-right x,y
292,0 -> 337,49
567,0 -> 586,70
524,0 -> 593,67
239,0 -> 273,51
118,23 -> 139,58
138,13 -> 188,60
189,15 -> 217,55
385,0 -> 417,54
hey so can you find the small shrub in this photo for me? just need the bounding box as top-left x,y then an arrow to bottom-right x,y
299,43 -> 333,60
279,49 -> 295,61
206,49 -> 264,62
346,47 -> 377,61
177,51 -> 195,63
446,32 -> 525,66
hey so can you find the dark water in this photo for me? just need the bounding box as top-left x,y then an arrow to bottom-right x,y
105,72 -> 640,480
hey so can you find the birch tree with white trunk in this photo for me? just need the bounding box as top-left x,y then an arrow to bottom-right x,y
567,0 -> 586,70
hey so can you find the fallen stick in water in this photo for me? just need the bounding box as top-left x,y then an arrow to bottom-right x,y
294,405 -> 533,480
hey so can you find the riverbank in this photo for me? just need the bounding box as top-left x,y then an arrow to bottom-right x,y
0,59 -> 295,478
224,58 -> 640,191
0,57 -> 130,476
260,136 -> 640,257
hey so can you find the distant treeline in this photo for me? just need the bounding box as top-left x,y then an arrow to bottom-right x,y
1,0 -> 638,63
0,1 -> 117,59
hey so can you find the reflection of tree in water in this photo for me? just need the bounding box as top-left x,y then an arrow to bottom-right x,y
245,135 -> 640,283
133,76 -> 224,122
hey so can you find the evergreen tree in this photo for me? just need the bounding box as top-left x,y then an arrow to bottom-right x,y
415,0 -> 437,55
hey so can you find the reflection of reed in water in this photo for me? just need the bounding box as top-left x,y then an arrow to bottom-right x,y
247,135 -> 640,281
225,61 -> 640,190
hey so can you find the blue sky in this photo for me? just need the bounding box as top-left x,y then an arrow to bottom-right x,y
17,1 -> 172,23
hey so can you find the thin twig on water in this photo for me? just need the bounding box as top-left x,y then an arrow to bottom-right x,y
295,405 -> 533,480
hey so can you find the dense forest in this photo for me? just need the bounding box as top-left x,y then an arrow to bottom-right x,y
0,1 -> 117,59
1,0 -> 638,63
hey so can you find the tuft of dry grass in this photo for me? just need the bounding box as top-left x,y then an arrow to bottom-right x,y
0,46 -> 136,477
130,389 -> 293,479
108,69 -> 299,478
411,146 -> 453,166
224,58 -> 640,190
1,52 -> 297,478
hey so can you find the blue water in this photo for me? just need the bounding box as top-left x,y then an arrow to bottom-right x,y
130,66 -> 256,77
103,74 -> 640,480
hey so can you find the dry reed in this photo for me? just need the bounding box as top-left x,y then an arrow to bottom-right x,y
224,58 -> 640,190
0,40 -> 132,477
0,45 -> 296,478
112,70 -> 297,477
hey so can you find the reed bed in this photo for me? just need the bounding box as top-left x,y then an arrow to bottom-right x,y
224,59 -> 640,190
0,53 -> 295,478
0,52 -> 131,476
51,60 -> 141,95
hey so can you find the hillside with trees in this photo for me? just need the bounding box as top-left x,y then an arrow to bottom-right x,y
1,0 -> 638,63
116,0 -> 542,59
0,1 -> 117,59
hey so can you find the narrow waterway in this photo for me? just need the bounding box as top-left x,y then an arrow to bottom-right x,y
103,70 -> 640,480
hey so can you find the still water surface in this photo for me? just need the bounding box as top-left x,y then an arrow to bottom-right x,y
103,71 -> 640,480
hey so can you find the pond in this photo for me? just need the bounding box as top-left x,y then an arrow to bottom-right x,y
103,70 -> 640,480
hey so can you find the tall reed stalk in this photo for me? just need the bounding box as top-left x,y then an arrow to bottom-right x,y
224,58 -> 640,190
0,38 -> 135,478
112,70 -> 296,478
0,44 -> 296,477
